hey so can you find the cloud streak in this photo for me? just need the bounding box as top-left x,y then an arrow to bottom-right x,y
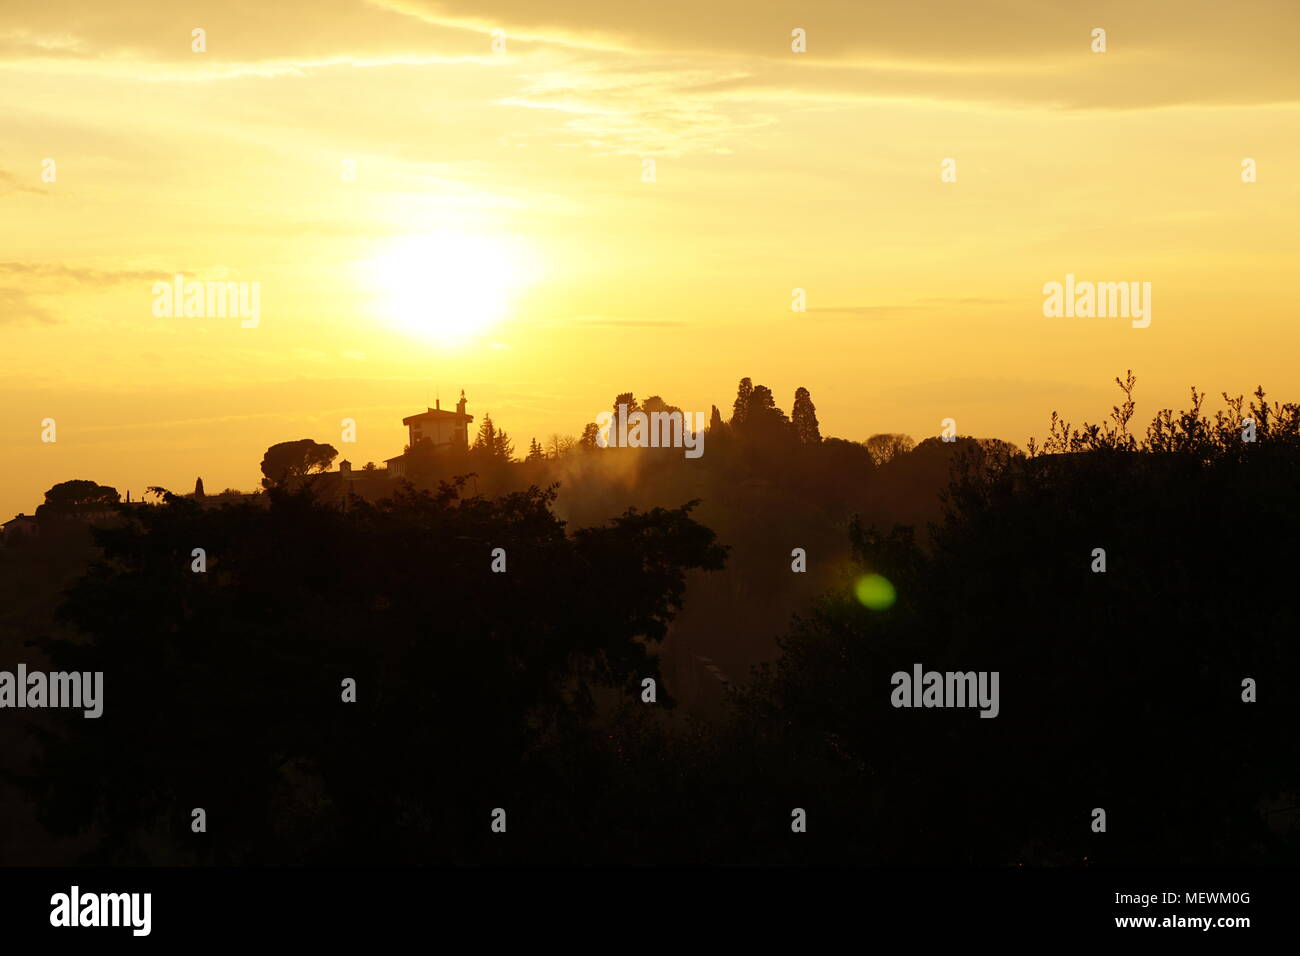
1,0 -> 1294,111
0,168 -> 47,196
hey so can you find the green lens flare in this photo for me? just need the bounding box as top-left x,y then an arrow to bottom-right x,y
854,574 -> 896,610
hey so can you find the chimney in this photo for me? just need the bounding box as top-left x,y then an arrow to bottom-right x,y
457,389 -> 467,415
436,398 -> 441,410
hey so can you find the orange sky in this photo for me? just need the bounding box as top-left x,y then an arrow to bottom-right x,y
3,1 -> 1299,516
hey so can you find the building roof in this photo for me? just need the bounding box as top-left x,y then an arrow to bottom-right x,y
403,407 -> 473,425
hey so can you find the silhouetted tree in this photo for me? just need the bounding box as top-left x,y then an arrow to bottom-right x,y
739,384 -> 791,441
472,414 -> 514,461
545,434 -> 575,458
791,387 -> 821,443
708,405 -> 724,433
472,414 -> 497,455
864,433 -> 916,466
526,438 -> 545,462
729,376 -> 1300,866
473,416 -> 517,463
730,378 -> 752,427
613,392 -> 639,418
493,428 -> 515,462
259,439 -> 338,489
30,479 -> 727,864
194,477 -> 205,497
641,395 -> 683,417
17,371 -> 1298,868
35,480 -> 120,520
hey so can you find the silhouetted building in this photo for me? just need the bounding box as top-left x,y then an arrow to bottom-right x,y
386,390 -> 474,478
1,513 -> 39,545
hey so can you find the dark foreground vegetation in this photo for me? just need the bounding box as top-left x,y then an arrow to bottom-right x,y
2,375 -> 1297,865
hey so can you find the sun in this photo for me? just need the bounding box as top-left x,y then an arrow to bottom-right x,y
365,232 -> 537,344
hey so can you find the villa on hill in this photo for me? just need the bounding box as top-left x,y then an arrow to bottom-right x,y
4,393 -> 480,529
384,390 -> 474,479
303,390 -> 475,505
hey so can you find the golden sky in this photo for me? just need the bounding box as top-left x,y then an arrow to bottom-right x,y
3,1 -> 1299,516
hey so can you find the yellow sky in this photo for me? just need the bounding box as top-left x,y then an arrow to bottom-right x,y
3,1 -> 1299,516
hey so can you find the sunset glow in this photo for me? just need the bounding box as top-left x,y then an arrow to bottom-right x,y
1,0 -> 1298,517
363,233 -> 538,345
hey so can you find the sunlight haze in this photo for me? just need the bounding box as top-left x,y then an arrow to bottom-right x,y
3,0 -> 1298,516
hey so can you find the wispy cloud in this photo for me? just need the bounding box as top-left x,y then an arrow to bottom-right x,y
0,262 -> 164,285
383,0 -> 1300,109
0,262 -> 166,325
0,168 -> 47,196
806,306 -> 919,319
534,315 -> 688,328
5,0 -> 1292,111
0,286 -> 55,324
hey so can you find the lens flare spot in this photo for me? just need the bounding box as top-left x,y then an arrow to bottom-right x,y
854,574 -> 896,611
